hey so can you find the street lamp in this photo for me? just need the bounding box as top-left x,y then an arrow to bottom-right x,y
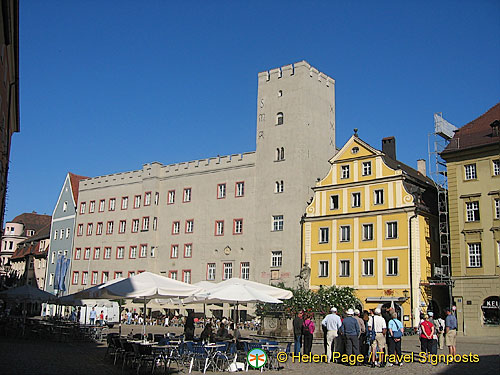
403,289 -> 409,300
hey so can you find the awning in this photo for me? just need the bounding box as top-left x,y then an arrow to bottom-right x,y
365,297 -> 407,303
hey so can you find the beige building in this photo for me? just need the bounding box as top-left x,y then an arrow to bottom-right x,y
441,102 -> 500,335
69,61 -> 336,294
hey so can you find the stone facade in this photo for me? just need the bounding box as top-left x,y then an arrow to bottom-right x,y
69,61 -> 336,293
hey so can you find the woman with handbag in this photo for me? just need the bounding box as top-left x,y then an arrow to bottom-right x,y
387,312 -> 404,366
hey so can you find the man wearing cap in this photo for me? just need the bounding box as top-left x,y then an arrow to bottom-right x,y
321,307 -> 342,363
445,307 -> 457,356
427,311 -> 438,354
340,308 -> 360,356
367,308 -> 387,367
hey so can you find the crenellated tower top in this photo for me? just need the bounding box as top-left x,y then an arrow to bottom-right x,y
258,60 -> 335,87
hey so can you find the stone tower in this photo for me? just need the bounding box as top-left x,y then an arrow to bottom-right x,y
254,60 -> 336,286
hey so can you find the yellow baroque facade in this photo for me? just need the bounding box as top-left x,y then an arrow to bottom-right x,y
302,133 -> 441,327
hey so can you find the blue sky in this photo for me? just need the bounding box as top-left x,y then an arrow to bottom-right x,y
6,0 -> 500,220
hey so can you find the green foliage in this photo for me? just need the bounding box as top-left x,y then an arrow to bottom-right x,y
256,284 -> 360,318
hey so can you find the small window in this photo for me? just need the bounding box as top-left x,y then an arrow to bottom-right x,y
340,225 -> 351,242
169,271 -> 178,280
129,246 -> 137,259
466,201 -> 480,222
278,90 -> 282,97
142,217 -> 150,231
63,201 -> 68,212
134,195 -> 141,208
341,165 -> 350,179
330,195 -> 339,210
87,223 -> 93,236
495,199 -> 500,220
132,219 -> 140,233
99,199 -> 105,212
468,243 -> 482,267
186,219 -> 194,233
109,198 -> 116,211
362,223 -> 374,241
183,188 -> 192,202
154,192 -> 159,205
183,270 -> 192,284
102,272 -> 109,283
319,227 -> 329,243
319,261 -> 329,277
153,217 -> 158,231
116,247 -> 124,259
96,222 -> 103,235
119,220 -> 126,233
93,247 -> 100,260
362,161 -> 372,176
207,263 -> 216,281
465,164 -> 477,180
80,202 -> 86,214
352,192 -> 361,208
215,220 -> 224,236
275,180 -> 284,193
121,196 -> 128,210
362,259 -> 374,276
235,182 -> 245,197
276,112 -> 284,125
140,244 -> 147,258
374,189 -> 384,205
271,251 -> 282,267
223,263 -> 233,280
72,272 -> 79,285
168,190 -> 175,204
493,160 -> 500,176
82,272 -> 88,285
172,221 -> 180,235
171,245 -> 179,258
272,215 -> 284,231
386,258 -> 398,276
386,221 -> 398,239
104,247 -> 111,259
106,221 -> 114,235
351,147 -> 359,154
184,243 -> 192,258
339,260 -> 350,277
233,219 -> 243,234
217,183 -> 226,199
144,192 -> 151,206
276,147 -> 285,161
77,224 -> 83,236
241,262 -> 250,280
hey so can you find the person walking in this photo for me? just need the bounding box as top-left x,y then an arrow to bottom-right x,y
89,307 -> 97,325
368,308 -> 387,367
445,307 -> 457,356
321,307 -> 342,362
303,313 -> 315,355
387,312 -> 404,366
419,314 -> 435,355
436,315 -> 445,350
293,311 -> 304,355
340,309 -> 360,356
353,309 -> 366,359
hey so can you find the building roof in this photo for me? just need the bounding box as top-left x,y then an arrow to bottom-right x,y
68,172 -> 89,203
10,223 -> 51,260
8,212 -> 51,236
442,102 -> 500,155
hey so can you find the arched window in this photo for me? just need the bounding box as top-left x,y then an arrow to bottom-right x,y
482,296 -> 500,325
276,112 -> 284,125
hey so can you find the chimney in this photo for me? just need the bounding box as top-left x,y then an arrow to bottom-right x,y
417,159 -> 426,176
382,137 -> 396,160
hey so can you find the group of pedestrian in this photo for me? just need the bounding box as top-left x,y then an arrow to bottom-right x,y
419,307 -> 457,357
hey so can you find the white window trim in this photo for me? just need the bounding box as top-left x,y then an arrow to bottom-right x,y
362,258 -> 374,277
386,257 -> 399,276
318,260 -> 329,277
339,259 -> 350,277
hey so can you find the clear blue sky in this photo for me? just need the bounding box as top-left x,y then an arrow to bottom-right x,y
5,0 -> 500,220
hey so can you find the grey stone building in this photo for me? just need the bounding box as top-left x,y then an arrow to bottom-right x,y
69,61 -> 336,293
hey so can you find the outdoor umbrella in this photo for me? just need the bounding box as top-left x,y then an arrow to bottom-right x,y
214,278 -> 293,300
93,272 -> 201,339
0,284 -> 57,303
183,282 -> 283,323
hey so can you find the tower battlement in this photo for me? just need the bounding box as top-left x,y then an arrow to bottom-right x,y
258,60 -> 335,87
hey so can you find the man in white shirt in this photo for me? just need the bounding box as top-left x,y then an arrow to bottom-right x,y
321,307 -> 342,362
367,308 -> 387,367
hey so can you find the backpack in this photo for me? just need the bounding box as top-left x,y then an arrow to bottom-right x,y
366,317 -> 376,343
391,319 -> 403,338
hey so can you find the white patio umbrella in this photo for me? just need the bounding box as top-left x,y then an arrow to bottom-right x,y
184,282 -> 283,323
215,278 -> 293,300
94,272 -> 201,339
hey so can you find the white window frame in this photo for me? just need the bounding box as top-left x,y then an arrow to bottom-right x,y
494,199 -> 500,220
374,189 -> 384,205
183,188 -> 192,202
142,217 -> 150,231
72,272 -> 79,285
352,192 -> 361,208
96,222 -> 103,235
319,227 -> 329,243
236,182 -> 244,197
82,271 -> 88,285
168,190 -> 175,204
172,221 -> 180,234
145,192 -> 151,206
80,202 -> 86,214
466,201 -> 480,222
362,161 -> 372,176
106,221 -> 114,235
117,247 -> 124,259
207,263 -> 216,281
91,271 -> 99,285
87,223 -> 93,236
493,160 -> 500,176
129,246 -> 137,259
169,271 -> 178,280
184,243 -> 192,257
341,165 -> 350,179
339,260 -> 350,277
99,199 -> 105,212
386,221 -> 398,239
119,220 -> 126,233
275,180 -> 284,193
468,243 -> 482,268
109,198 -> 116,211
121,196 -> 128,209
134,195 -> 141,208
464,164 -> 477,180
89,201 -> 95,213
386,257 -> 399,276
215,221 -> 224,236
183,270 -> 191,284
104,247 -> 111,259
271,251 -> 282,268
217,183 -> 226,199
132,219 -> 140,233
186,220 -> 194,233
171,245 -> 179,258
140,244 -> 147,258
340,225 -> 351,242
234,219 -> 243,234
362,258 -> 374,276
223,263 -> 233,280
241,262 -> 250,280
318,260 -> 329,277
362,223 -> 374,241
272,215 -> 284,231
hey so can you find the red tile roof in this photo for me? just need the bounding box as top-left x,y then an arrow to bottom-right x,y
68,172 -> 89,203
8,212 -> 51,236
442,102 -> 500,155
10,223 -> 51,260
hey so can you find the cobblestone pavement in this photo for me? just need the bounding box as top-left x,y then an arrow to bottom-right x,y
1,324 -> 498,374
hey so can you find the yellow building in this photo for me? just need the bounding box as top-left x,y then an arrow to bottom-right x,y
302,132 -> 440,327
441,102 -> 500,336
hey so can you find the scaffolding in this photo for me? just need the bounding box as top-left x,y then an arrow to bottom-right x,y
428,113 -> 456,289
